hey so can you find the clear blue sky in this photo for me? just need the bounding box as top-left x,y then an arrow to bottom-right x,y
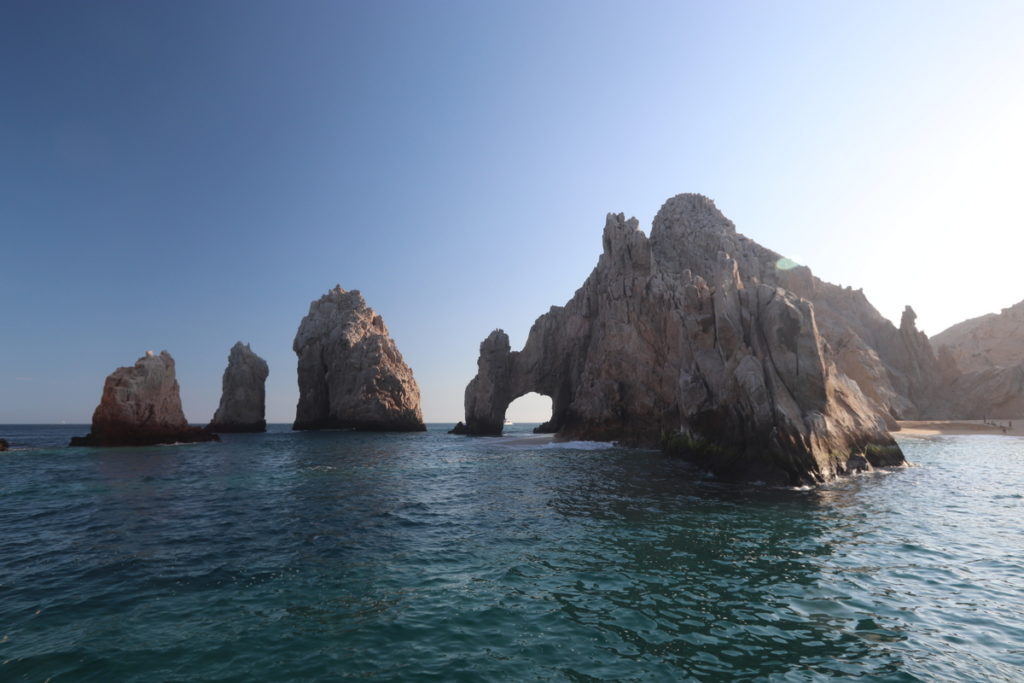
3,1 -> 1023,424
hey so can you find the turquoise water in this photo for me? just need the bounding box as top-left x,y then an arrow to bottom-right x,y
1,424 -> 1023,681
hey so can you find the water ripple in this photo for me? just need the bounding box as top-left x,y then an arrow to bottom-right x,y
0,426 -> 1022,680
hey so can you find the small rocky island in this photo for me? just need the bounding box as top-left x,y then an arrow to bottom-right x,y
70,351 -> 219,447
293,286 -> 425,432
208,342 -> 269,433
454,194 -> 904,485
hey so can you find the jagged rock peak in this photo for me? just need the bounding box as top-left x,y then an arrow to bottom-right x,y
456,193 -> 904,485
209,342 -> 269,433
70,350 -> 218,447
293,286 -> 425,432
900,305 -> 918,331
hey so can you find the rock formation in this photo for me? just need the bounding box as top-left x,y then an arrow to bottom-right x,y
70,351 -> 218,447
928,300 -> 1024,418
456,194 -> 904,485
932,299 -> 1024,374
0,439 -> 8,452
208,342 -> 269,433
293,286 -> 425,432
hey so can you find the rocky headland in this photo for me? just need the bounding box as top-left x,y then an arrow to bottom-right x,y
70,351 -> 219,447
293,286 -> 425,432
455,194 -> 904,485
209,342 -> 269,433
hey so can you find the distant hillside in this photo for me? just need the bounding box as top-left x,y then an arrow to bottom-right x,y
932,300 -> 1024,373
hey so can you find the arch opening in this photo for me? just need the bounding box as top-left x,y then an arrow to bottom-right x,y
504,392 -> 553,432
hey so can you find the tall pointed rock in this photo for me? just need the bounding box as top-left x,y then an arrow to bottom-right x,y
209,342 -> 269,433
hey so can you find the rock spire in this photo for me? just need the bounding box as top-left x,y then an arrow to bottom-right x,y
209,342 -> 269,433
293,286 -> 425,432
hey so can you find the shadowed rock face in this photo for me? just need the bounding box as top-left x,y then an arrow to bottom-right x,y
70,351 -> 218,447
209,342 -> 269,433
293,286 -> 425,432
457,194 -> 904,485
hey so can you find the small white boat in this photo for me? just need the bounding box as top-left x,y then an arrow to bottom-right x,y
504,419 -> 514,426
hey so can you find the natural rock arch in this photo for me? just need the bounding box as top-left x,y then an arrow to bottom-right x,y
453,193 -> 905,485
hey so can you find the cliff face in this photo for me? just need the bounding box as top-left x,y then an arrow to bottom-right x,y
209,342 -> 269,433
293,286 -> 425,432
70,351 -> 218,447
932,300 -> 1024,374
457,194 -> 904,485
646,201 -> 944,423
930,300 -> 1024,418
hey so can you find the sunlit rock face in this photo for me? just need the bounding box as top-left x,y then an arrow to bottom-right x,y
70,351 -> 218,447
209,342 -> 269,433
293,286 -> 425,432
457,194 -> 904,485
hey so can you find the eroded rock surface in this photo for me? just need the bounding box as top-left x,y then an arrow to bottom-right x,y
293,286 -> 425,432
209,342 -> 269,433
70,351 -> 218,447
457,194 -> 904,485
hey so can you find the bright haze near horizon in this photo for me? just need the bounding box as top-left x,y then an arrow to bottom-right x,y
3,1 -> 1023,425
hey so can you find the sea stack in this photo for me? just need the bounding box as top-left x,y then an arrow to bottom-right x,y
456,193 -> 904,485
70,350 -> 219,447
293,286 -> 425,432
208,342 -> 269,433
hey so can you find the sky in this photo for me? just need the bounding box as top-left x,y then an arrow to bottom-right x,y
3,0 -> 1024,424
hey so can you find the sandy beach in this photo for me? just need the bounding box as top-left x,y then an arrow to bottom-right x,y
894,419 -> 1023,438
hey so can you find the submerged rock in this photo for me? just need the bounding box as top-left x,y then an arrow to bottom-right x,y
70,351 -> 218,447
293,286 -> 425,432
209,342 -> 269,433
457,194 -> 904,485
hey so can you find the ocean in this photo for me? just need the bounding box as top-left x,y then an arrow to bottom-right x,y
1,424 -> 1022,681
